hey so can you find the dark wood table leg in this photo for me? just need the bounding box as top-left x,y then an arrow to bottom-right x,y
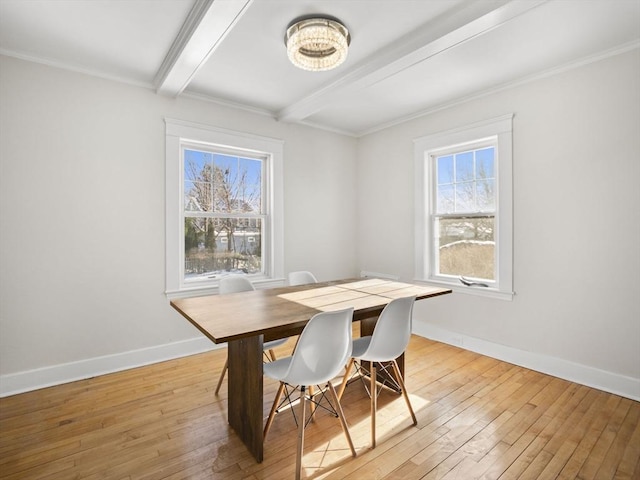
227,335 -> 264,462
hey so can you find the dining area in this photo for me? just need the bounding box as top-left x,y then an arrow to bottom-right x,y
3,278 -> 637,479
170,275 -> 452,478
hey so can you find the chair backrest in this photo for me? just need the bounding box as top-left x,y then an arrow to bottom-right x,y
219,275 -> 255,295
281,307 -> 354,386
364,296 -> 416,362
288,271 -> 318,286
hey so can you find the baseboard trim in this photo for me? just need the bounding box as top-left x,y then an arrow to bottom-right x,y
4,326 -> 638,402
413,321 -> 640,402
0,337 -> 218,398
360,270 -> 400,280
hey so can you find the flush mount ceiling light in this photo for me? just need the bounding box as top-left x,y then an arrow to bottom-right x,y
285,16 -> 351,72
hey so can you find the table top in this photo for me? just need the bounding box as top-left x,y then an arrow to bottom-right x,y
170,278 -> 451,344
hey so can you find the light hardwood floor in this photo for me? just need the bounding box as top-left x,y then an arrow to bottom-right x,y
1,335 -> 638,479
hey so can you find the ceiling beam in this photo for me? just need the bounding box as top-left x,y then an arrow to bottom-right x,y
277,0 -> 547,124
154,0 -> 253,97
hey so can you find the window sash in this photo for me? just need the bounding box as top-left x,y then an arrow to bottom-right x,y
182,144 -> 266,215
183,216 -> 265,282
431,144 -> 497,216
432,214 -> 496,284
430,141 -> 498,284
180,144 -> 268,285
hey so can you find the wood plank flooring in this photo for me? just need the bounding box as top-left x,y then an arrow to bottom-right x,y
1,335 -> 638,479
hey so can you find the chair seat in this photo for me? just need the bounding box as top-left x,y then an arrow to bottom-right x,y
264,355 -> 341,387
353,334 -> 404,363
262,356 -> 291,381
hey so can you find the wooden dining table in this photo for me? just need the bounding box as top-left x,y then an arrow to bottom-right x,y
170,277 -> 451,462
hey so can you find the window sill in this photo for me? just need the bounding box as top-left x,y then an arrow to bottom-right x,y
414,278 -> 514,301
166,277 -> 286,300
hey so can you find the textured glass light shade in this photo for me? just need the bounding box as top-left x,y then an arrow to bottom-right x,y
285,17 -> 350,72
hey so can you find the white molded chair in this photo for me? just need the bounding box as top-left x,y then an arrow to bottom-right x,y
288,271 -> 318,286
338,295 -> 418,448
214,275 -> 288,395
263,307 -> 357,480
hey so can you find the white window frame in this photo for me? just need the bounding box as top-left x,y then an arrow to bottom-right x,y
414,114 -> 514,300
165,118 -> 284,298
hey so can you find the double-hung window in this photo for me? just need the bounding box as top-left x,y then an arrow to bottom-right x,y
183,146 -> 264,279
414,114 -> 514,299
165,119 -> 284,297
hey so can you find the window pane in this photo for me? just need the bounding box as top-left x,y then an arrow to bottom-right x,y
212,154 -> 262,214
435,146 -> 496,214
436,216 -> 495,280
184,150 -> 213,211
455,151 -> 474,182
437,155 -> 453,184
239,157 -> 262,213
454,182 -> 475,211
476,147 -> 495,211
477,178 -> 495,211
476,147 -> 494,179
184,217 -> 263,280
437,184 -> 455,213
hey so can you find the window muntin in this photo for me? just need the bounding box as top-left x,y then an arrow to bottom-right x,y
414,114 -> 513,300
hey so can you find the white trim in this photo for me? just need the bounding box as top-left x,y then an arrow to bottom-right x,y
0,337 -> 218,398
2,38 -> 636,139
360,270 -> 400,280
165,276 -> 285,300
165,118 -> 284,297
412,321 -> 640,402
357,40 -> 640,137
414,114 -> 514,299
0,48 -> 155,91
414,278 -> 514,301
5,320 -> 637,401
180,90 -> 276,118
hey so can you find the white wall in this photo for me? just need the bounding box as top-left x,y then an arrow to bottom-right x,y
356,48 -> 640,399
0,56 -> 358,394
2,48 -> 639,400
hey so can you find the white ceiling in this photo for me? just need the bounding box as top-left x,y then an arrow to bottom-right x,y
1,0 -> 638,136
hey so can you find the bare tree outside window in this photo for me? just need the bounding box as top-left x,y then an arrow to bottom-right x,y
183,149 -> 263,279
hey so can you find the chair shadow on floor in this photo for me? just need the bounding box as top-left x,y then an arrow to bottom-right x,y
261,373 -> 423,479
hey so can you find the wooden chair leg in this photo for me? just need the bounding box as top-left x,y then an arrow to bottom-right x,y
391,360 -> 417,425
214,356 -> 228,395
327,382 -> 356,458
295,386 -> 307,480
309,385 -> 316,421
371,364 -> 377,448
337,358 -> 355,400
263,382 -> 285,440
268,349 -> 277,362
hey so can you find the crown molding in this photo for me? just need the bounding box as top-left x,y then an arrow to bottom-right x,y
356,39 -> 640,137
0,48 -> 154,91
